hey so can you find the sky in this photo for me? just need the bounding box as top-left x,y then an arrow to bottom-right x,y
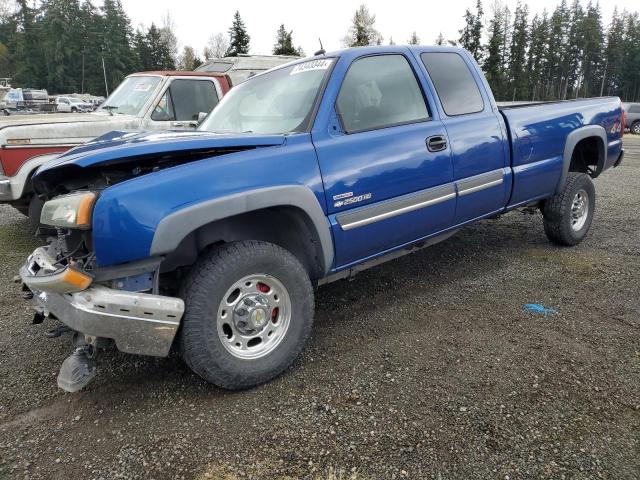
121,0 -> 639,58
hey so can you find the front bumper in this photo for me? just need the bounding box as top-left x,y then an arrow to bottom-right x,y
0,176 -> 11,201
20,249 -> 185,357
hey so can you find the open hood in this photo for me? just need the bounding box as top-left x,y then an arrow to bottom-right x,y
32,130 -> 286,196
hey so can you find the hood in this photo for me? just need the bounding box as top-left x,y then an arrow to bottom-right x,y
0,112 -> 141,145
0,111 -> 110,129
32,130 -> 286,195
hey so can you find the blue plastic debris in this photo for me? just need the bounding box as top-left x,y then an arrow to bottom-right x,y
523,303 -> 558,317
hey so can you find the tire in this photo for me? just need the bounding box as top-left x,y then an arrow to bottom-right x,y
71,107 -> 77,113
542,172 -> 595,246
27,195 -> 44,234
632,122 -> 640,135
179,240 -> 315,389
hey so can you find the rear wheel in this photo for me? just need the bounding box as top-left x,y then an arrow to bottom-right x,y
632,122 -> 640,135
180,240 -> 315,389
542,172 -> 595,246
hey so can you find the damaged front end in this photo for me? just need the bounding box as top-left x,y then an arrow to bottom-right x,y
19,188 -> 184,392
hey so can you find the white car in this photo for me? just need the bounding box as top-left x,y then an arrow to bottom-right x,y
55,96 -> 93,113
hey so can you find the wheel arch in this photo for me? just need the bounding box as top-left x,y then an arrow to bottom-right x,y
557,125 -> 607,194
150,186 -> 334,278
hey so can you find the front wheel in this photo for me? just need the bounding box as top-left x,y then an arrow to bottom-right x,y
542,172 -> 595,246
632,122 -> 640,135
179,240 -> 315,389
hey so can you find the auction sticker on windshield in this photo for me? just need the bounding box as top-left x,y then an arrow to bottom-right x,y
290,59 -> 333,75
134,83 -> 153,92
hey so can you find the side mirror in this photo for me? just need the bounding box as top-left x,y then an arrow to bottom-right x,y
197,112 -> 208,124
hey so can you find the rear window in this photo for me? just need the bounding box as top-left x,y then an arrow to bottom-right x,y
420,52 -> 484,116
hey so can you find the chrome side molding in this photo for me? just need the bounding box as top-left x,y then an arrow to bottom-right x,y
336,169 -> 505,231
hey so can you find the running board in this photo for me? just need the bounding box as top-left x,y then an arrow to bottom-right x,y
318,229 -> 459,286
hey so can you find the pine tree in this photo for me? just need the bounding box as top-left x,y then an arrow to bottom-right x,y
273,24 -> 300,55
408,32 -> 419,45
101,0 -> 135,93
508,1 -> 529,100
78,1 -> 105,95
12,0 -> 46,88
526,11 -> 550,100
343,4 -> 382,47
42,0 -> 83,93
603,7 -> 626,96
133,28 -> 151,70
459,0 -> 483,61
483,2 -> 508,100
226,11 -> 249,56
146,23 -> 174,70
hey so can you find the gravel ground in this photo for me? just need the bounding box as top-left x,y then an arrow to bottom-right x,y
0,137 -> 638,480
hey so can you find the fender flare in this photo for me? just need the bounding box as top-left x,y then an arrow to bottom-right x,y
149,185 -> 334,275
557,125 -> 607,193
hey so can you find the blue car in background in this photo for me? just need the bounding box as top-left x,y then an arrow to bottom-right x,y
19,45 -> 624,392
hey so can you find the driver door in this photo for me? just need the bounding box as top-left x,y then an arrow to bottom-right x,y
144,78 -> 220,131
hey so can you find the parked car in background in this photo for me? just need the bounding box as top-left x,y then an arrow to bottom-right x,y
19,46 -> 624,392
55,96 -> 93,113
196,54 -> 299,86
0,71 -> 230,229
623,102 -> 640,134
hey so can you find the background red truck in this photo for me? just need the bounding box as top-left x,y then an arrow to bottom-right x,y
0,71 -> 230,228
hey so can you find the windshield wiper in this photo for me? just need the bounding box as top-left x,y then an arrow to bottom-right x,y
101,105 -> 118,116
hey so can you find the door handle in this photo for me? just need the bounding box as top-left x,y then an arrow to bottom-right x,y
426,135 -> 447,152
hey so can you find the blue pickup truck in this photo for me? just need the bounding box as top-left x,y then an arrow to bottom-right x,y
19,46 -> 624,391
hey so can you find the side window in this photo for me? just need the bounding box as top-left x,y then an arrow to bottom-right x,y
420,52 -> 484,116
152,79 -> 219,122
629,105 -> 640,114
336,55 -> 429,133
151,88 -> 175,121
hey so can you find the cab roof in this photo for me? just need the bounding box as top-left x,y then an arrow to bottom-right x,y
130,71 -> 229,78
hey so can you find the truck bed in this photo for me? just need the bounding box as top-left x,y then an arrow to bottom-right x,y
498,96 -> 623,208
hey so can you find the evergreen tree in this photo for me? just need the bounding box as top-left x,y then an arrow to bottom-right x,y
273,24 -> 300,55
459,0 -> 484,61
343,4 -> 382,47
226,11 -> 249,56
603,7 -> 626,96
78,1 -> 105,94
12,0 -> 46,88
484,2 -> 508,99
526,11 -> 550,100
42,0 -> 83,93
408,31 -> 419,45
133,28 -> 152,70
507,1 -> 529,100
146,23 -> 175,70
101,0 -> 135,94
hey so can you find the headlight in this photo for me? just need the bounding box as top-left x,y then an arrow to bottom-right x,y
40,191 -> 97,229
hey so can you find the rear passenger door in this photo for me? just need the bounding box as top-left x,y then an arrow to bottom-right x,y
313,53 -> 455,268
420,52 -> 509,224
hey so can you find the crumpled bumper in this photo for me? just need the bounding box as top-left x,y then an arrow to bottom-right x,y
20,248 -> 185,357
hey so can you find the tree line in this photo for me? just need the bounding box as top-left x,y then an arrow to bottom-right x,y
0,1 -> 302,96
0,0 -> 639,102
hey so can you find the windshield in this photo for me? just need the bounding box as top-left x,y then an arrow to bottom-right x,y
200,58 -> 334,135
98,76 -> 161,116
